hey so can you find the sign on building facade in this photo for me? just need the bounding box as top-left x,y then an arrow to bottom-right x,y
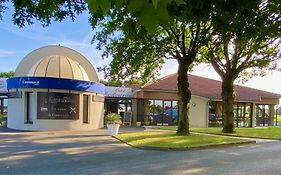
37,92 -> 79,120
105,86 -> 134,98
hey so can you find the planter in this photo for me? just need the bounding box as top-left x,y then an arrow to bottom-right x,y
106,124 -> 120,136
136,122 -> 141,127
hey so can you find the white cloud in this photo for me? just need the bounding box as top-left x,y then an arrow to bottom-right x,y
160,59 -> 178,76
0,49 -> 26,57
0,25 -> 58,42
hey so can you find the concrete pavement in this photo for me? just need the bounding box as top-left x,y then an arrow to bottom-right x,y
1,127 -> 281,175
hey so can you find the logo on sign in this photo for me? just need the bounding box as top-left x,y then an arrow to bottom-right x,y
22,80 -> 40,86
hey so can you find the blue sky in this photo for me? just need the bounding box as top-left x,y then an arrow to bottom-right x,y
0,4 -> 107,74
1,3 -> 281,95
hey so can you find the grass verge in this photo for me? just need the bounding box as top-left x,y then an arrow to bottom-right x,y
148,126 -> 281,139
115,131 -> 251,150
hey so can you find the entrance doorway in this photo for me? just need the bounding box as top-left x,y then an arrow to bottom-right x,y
104,98 -> 132,122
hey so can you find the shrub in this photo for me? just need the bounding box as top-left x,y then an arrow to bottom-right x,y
0,114 -> 7,121
104,113 -> 122,125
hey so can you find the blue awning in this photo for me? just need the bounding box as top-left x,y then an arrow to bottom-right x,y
7,77 -> 105,94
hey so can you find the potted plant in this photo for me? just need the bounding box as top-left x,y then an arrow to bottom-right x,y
104,113 -> 122,136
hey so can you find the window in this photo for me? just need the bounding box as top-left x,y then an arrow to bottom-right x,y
148,100 -> 178,126
83,95 -> 89,123
26,92 -> 33,124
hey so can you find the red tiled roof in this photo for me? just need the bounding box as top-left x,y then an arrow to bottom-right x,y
141,73 -> 281,101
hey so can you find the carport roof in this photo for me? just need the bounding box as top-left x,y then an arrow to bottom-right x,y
141,73 -> 281,102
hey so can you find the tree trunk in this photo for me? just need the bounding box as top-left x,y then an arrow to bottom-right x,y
177,59 -> 191,135
222,75 -> 235,133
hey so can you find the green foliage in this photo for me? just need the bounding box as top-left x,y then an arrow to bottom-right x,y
0,114 -> 7,121
99,79 -> 123,87
0,71 -> 14,78
1,0 -> 86,27
191,127 -> 281,139
104,113 -> 122,124
197,0 -> 281,133
89,0 -> 215,136
150,105 -> 163,115
88,0 -> 175,33
204,0 -> 281,81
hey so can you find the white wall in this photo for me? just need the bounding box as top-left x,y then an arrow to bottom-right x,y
7,98 -> 24,130
7,89 -> 104,131
189,95 -> 209,128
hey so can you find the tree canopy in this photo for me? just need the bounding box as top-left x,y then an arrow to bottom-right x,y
0,71 -> 14,78
200,0 -> 281,133
0,0 -> 86,27
89,0 -> 216,135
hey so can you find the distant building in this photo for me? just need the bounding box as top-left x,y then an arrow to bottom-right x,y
106,74 -> 281,128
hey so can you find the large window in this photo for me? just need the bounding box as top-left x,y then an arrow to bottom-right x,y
208,101 -> 252,127
256,104 -> 271,126
148,100 -> 178,126
26,92 -> 34,124
234,103 -> 252,127
83,95 -> 89,123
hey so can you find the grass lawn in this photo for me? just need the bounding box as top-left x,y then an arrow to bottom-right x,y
148,126 -> 281,139
115,131 -> 249,149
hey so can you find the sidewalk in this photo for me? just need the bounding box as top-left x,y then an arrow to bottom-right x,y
0,126 -> 145,135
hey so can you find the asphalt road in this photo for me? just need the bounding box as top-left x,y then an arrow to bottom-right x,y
0,128 -> 281,175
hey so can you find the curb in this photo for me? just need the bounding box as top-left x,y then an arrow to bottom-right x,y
137,141 -> 256,151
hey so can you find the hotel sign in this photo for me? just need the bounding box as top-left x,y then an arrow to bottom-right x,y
105,86 -> 134,98
37,92 -> 79,120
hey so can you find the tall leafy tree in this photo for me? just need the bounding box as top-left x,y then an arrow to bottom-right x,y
201,0 -> 281,133
89,1 -> 214,135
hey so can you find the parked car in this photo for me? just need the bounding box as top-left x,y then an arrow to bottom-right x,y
164,108 -> 178,120
209,114 -> 222,122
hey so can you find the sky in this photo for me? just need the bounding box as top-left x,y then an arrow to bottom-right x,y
1,4 -> 281,96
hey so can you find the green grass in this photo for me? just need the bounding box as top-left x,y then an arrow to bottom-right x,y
148,126 -> 281,139
116,131 -> 248,149
192,127 -> 281,139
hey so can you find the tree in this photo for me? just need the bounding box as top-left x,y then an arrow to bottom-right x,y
0,71 -> 14,78
202,0 -> 281,133
89,1 -> 214,135
99,79 -> 123,87
0,0 -> 86,27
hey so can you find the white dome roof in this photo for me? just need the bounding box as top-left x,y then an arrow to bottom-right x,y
15,45 -> 99,82
29,55 -> 90,81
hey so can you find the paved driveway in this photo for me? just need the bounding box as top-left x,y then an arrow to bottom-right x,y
1,127 -> 281,175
